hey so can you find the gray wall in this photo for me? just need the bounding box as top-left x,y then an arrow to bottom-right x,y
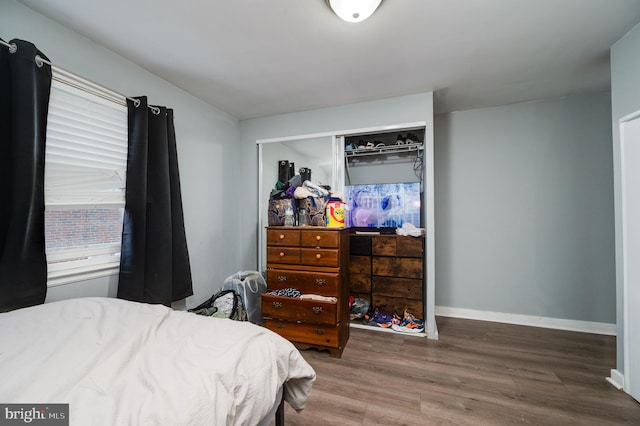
1,0 -> 242,307
611,22 -> 640,375
434,92 -> 615,323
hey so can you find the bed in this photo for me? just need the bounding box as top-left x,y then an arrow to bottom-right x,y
0,297 -> 316,425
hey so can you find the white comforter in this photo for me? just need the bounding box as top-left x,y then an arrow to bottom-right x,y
0,297 -> 315,425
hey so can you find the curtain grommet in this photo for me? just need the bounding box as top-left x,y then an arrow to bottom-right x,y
9,43 -> 17,54
35,55 -> 44,68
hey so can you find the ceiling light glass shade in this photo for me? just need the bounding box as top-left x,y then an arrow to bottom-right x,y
327,0 -> 383,23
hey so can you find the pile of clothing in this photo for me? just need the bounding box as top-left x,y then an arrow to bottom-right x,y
268,159 -> 343,227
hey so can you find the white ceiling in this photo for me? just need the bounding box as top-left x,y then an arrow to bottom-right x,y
17,0 -> 640,120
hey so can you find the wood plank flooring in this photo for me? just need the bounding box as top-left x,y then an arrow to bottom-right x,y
275,316 -> 640,425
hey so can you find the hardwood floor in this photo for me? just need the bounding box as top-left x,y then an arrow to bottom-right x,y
277,316 -> 640,425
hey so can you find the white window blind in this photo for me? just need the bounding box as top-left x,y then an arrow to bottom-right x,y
44,74 -> 128,287
45,79 -> 128,207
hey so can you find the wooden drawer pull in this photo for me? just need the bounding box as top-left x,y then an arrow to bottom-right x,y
315,329 -> 325,335
315,253 -> 322,259
277,323 -> 285,329
312,306 -> 323,314
272,301 -> 282,309
315,235 -> 321,241
279,234 -> 285,240
279,252 -> 285,257
315,278 -> 326,286
277,275 -> 287,282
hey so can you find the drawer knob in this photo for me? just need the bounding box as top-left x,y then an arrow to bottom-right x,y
279,234 -> 285,240
279,252 -> 285,257
312,306 -> 323,314
315,253 -> 322,259
315,278 -> 326,286
277,275 -> 287,282
277,323 -> 285,329
315,329 -> 325,335
316,235 -> 321,241
272,301 -> 282,309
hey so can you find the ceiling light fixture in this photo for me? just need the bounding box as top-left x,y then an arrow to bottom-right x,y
326,0 -> 383,23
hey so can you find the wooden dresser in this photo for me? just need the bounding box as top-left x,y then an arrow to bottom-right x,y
262,226 -> 349,358
350,233 -> 424,320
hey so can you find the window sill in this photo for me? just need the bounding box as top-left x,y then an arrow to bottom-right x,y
47,264 -> 119,288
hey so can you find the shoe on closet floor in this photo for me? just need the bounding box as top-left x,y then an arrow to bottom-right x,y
391,321 -> 424,333
391,309 -> 425,333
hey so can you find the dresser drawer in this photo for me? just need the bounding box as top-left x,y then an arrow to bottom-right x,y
264,319 -> 340,347
349,255 -> 371,275
262,294 -> 337,325
300,248 -> 339,267
266,229 -> 301,246
266,247 -> 301,265
372,257 -> 423,279
266,269 -> 339,295
301,230 -> 340,248
372,235 -> 423,257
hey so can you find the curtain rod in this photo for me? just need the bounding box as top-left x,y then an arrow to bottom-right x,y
1,39 -> 160,115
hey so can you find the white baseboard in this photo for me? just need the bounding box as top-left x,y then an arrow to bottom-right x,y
435,306 -> 616,336
606,369 -> 624,390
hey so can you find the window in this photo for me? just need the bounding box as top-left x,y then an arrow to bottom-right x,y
44,76 -> 128,286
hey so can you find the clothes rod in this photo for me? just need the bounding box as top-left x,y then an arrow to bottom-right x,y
1,39 -> 160,115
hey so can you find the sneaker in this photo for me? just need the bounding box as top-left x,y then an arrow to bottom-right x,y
403,309 -> 424,326
367,307 -> 394,327
392,311 -> 403,326
390,309 -> 425,333
382,313 -> 402,330
391,321 -> 424,333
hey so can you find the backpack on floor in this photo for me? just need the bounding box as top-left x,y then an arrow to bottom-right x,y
189,289 -> 247,321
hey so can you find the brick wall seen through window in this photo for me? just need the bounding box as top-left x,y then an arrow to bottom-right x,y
45,208 -> 124,252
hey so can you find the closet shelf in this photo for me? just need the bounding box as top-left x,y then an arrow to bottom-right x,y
345,142 -> 423,158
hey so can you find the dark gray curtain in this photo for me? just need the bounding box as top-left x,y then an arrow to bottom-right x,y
0,39 -> 51,312
118,97 -> 193,306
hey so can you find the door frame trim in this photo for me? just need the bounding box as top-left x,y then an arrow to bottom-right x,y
619,108 -> 640,399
